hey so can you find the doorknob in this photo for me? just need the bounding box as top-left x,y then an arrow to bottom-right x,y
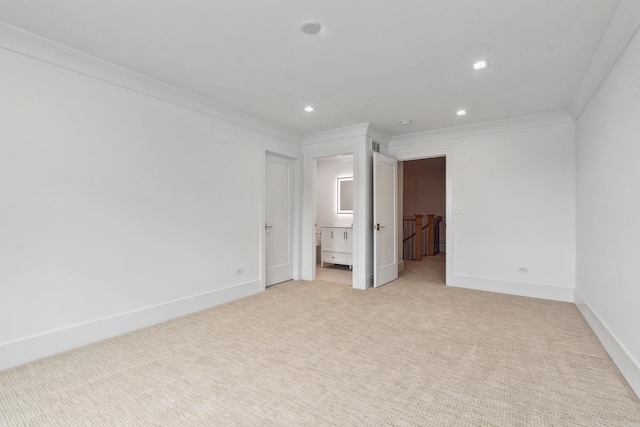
265,223 -> 273,230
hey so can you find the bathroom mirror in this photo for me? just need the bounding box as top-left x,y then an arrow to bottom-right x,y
337,177 -> 353,214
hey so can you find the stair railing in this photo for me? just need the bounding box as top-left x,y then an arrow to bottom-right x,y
403,214 -> 442,260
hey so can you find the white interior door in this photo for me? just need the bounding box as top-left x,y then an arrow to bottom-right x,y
373,152 -> 398,288
265,154 -> 293,287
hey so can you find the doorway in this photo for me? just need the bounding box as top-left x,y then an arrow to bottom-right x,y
400,156 -> 446,283
315,155 -> 354,286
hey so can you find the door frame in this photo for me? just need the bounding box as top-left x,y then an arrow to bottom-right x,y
261,147 -> 302,292
303,146 -> 359,289
393,149 -> 453,286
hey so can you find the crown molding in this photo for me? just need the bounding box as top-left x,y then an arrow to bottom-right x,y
568,0 -> 640,119
0,22 -> 302,145
390,111 -> 574,147
302,123 -> 370,145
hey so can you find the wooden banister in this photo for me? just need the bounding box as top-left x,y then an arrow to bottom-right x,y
402,214 -> 442,260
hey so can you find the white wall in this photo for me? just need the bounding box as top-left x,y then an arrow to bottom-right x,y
390,113 -> 576,302
315,156 -> 353,228
0,25 -> 301,369
574,23 -> 640,397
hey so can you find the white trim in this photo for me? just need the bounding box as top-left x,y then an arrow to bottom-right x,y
391,148 -> 453,288
449,274 -> 574,302
0,280 -> 261,371
366,124 -> 393,147
568,0 -> 640,119
303,146 -> 361,289
261,146 -> 303,291
303,123 -> 369,145
262,151 -> 300,289
390,111 -> 573,147
574,290 -> 640,398
0,22 -> 301,145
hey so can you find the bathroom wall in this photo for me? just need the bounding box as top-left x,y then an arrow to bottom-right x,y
315,156 -> 354,229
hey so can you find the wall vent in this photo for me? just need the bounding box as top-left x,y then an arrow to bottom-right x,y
371,140 -> 380,153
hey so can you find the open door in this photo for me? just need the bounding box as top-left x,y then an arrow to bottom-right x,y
373,152 -> 398,287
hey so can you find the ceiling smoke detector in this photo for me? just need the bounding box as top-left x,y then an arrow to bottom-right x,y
399,120 -> 412,126
301,21 -> 322,35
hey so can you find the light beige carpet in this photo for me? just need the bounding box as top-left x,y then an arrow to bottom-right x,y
1,255 -> 639,426
315,263 -> 352,286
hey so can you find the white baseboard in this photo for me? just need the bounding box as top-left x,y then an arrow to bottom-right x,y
398,260 -> 405,273
574,290 -> 640,398
448,274 -> 574,302
0,280 -> 261,371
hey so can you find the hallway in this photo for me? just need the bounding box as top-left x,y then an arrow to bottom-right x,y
315,253 -> 446,287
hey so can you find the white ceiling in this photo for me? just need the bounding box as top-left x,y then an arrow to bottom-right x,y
0,0 -> 621,137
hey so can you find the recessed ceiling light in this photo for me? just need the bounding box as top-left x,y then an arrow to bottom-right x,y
457,110 -> 467,116
301,21 -> 322,35
303,106 -> 315,112
473,60 -> 488,70
399,120 -> 412,126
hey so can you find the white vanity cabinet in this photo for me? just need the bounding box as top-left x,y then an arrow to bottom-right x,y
321,227 -> 353,268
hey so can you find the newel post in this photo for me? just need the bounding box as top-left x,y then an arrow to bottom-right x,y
414,214 -> 423,261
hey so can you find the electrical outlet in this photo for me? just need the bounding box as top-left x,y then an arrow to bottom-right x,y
518,267 -> 528,273
235,267 -> 243,275
453,206 -> 463,214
